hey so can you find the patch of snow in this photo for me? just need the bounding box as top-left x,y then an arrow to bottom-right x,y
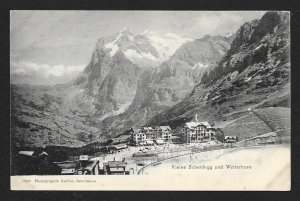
128,35 -> 134,41
104,32 -> 124,57
97,102 -> 131,121
124,49 -> 143,59
141,52 -> 158,61
141,30 -> 192,61
124,49 -> 158,61
217,49 -> 225,55
192,63 -> 208,69
245,77 -> 252,82
141,29 -> 156,35
165,33 -> 181,39
249,29 -> 255,40
224,32 -> 233,37
254,44 -> 263,51
93,57 -> 99,65
104,40 -> 119,57
109,45 -> 119,57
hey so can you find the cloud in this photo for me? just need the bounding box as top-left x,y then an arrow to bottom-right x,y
10,60 -> 86,85
191,12 -> 265,38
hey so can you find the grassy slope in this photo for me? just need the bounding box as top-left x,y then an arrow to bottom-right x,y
11,84 -> 100,147
216,107 -> 290,139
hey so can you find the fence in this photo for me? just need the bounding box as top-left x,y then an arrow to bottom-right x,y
137,143 -> 224,174
237,128 -> 290,147
137,130 -> 290,175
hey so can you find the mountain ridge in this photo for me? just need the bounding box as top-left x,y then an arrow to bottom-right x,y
146,11 -> 290,136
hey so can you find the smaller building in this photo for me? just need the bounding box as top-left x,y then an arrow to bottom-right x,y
77,160 -> 100,175
57,161 -> 77,175
108,144 -> 128,153
103,160 -> 129,175
224,136 -> 238,143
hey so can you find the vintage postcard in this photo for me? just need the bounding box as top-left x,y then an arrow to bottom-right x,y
10,11 -> 290,190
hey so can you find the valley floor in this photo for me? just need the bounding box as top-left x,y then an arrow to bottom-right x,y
90,141 -> 222,174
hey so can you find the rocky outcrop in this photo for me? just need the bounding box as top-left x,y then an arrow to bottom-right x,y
171,35 -> 232,67
228,19 -> 259,55
81,50 -> 141,118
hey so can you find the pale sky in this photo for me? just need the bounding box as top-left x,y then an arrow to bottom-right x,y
10,11 -> 266,85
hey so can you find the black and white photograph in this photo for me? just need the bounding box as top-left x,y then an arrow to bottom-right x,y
10,11 -> 290,190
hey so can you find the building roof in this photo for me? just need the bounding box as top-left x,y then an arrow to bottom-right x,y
155,139 -> 166,144
61,169 -> 75,174
18,151 -> 34,157
135,128 -> 142,132
111,144 -> 127,149
110,167 -> 125,172
134,125 -> 172,133
37,151 -> 49,157
185,121 -> 211,129
107,161 -> 126,168
84,160 -> 99,171
142,127 -> 154,130
225,136 -> 238,139
160,126 -> 171,131
146,140 -> 154,144
79,155 -> 89,161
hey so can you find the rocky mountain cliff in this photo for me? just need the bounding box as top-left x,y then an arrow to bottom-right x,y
95,34 -> 233,137
171,35 -> 233,67
70,28 -> 193,120
10,29 -> 194,146
75,50 -> 142,119
147,11 -> 290,134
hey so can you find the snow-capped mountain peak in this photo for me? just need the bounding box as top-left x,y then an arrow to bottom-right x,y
140,29 -> 155,35
94,28 -> 193,67
99,28 -> 136,57
140,29 -> 193,61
